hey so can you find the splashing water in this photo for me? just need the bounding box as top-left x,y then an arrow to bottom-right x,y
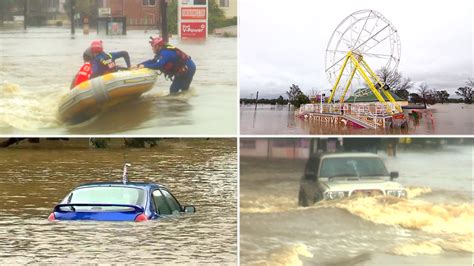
240,194 -> 297,214
253,243 -> 313,266
333,197 -> 474,236
0,81 -> 64,131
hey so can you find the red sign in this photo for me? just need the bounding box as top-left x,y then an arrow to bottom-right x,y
181,22 -> 206,38
181,7 -> 206,20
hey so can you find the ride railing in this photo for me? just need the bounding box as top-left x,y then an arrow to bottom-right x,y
298,102 -> 398,117
298,102 -> 401,129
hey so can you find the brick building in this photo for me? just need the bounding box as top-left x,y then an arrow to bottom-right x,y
102,0 -> 161,29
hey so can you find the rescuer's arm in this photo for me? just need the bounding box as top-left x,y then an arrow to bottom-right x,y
111,51 -> 131,68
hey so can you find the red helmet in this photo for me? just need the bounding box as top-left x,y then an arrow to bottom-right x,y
149,36 -> 165,48
90,40 -> 103,53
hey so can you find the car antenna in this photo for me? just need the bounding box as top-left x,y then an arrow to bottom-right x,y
123,163 -> 131,184
121,147 -> 131,184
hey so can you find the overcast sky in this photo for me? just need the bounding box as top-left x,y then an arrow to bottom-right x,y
239,0 -> 473,98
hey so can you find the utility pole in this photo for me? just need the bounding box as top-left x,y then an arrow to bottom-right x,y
23,0 -> 28,30
160,0 -> 168,42
254,91 -> 259,111
320,93 -> 325,114
70,0 -> 75,35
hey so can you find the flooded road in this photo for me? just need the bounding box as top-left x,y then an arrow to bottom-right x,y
240,144 -> 473,265
240,104 -> 474,135
0,28 -> 236,134
0,139 -> 237,264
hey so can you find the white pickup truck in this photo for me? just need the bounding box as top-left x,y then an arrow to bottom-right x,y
298,153 -> 407,206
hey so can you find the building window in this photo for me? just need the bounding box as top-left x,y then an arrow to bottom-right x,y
143,0 -> 156,6
194,0 -> 207,5
240,140 -> 256,149
219,0 -> 229,7
272,139 -> 297,148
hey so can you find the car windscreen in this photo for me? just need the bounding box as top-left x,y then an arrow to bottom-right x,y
319,157 -> 388,179
62,186 -> 146,211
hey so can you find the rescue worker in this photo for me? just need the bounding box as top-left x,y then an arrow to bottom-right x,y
70,48 -> 93,89
89,39 -> 131,78
138,37 -> 196,95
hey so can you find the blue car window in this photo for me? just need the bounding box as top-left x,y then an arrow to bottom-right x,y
161,190 -> 181,214
152,190 -> 172,215
67,187 -> 145,207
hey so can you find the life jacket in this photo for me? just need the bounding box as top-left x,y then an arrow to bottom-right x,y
97,52 -> 117,75
72,62 -> 92,89
160,44 -> 191,79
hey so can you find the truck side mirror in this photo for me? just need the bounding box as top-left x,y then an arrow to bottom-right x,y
183,206 -> 196,213
390,171 -> 399,181
304,172 -> 316,180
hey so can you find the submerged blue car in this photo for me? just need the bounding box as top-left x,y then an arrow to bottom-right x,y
48,167 -> 196,222
48,182 -> 196,222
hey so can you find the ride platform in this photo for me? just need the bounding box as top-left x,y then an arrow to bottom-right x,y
297,103 -> 407,129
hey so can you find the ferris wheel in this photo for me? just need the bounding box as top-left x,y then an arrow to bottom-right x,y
324,10 -> 402,113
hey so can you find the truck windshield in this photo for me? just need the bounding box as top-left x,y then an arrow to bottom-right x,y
66,187 -> 146,207
320,157 -> 388,179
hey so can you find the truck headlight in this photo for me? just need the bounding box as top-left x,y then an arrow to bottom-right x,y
324,191 -> 346,200
386,189 -> 407,198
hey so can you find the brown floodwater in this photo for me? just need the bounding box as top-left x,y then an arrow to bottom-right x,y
0,139 -> 237,264
240,144 -> 473,265
240,103 -> 474,135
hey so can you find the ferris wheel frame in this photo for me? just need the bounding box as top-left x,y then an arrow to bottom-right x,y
325,9 -> 401,86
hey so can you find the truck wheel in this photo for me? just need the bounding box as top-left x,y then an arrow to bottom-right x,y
298,189 -> 309,207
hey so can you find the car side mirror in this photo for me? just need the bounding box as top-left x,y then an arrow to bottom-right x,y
390,171 -> 399,181
304,172 -> 316,181
183,206 -> 196,213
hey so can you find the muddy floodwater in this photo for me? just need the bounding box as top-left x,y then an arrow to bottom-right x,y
240,104 -> 474,135
240,145 -> 473,265
0,28 -> 236,134
0,139 -> 237,264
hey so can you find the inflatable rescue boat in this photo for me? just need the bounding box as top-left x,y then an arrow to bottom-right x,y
58,68 -> 157,123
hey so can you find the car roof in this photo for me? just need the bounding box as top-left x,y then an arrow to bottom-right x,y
311,152 -> 380,159
75,182 -> 167,190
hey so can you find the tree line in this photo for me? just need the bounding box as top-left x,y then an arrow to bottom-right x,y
0,138 -> 162,148
242,70 -> 473,107
240,84 -> 309,107
376,68 -> 472,106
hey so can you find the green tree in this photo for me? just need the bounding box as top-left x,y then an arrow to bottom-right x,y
456,78 -> 474,104
167,0 -> 178,34
417,82 -> 430,108
276,95 -> 285,105
409,93 -> 422,104
208,0 -> 225,32
435,90 -> 449,104
295,93 -> 310,108
89,138 -> 110,148
124,138 -> 159,148
286,84 -> 310,108
376,67 -> 413,100
455,87 -> 472,104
